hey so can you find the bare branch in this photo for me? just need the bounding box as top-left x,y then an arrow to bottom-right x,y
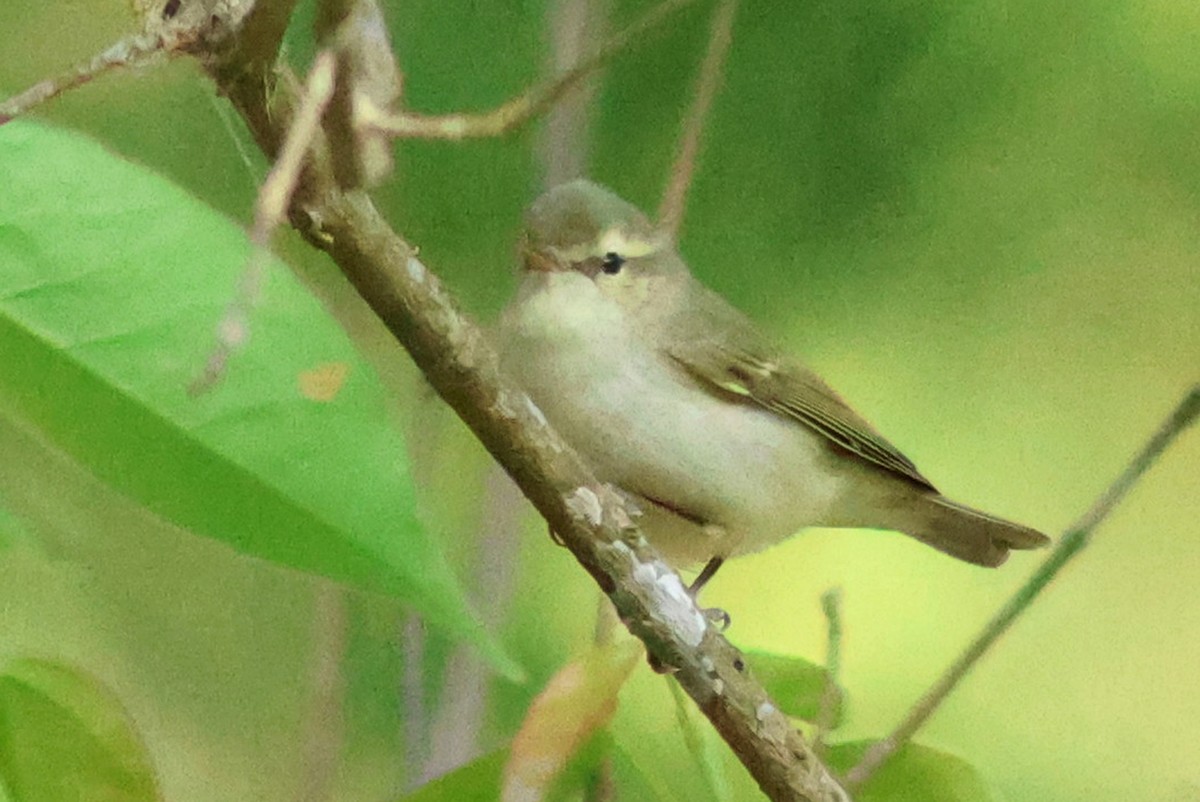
220,0 -> 301,72
844,385 -> 1200,788
420,467 -> 525,783
293,582 -> 348,802
190,50 -> 338,394
813,588 -> 843,755
400,611 -> 429,787
657,0 -> 738,239
366,0 -> 699,141
1,0 -> 298,123
253,53 -> 340,246
0,33 -> 168,123
538,0 -> 612,185
316,0 -> 402,188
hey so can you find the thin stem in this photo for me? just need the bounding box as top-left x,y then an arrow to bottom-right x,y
844,384 -> 1200,789
401,612 -> 428,789
420,466 -> 524,783
657,0 -> 738,240
1,0 -> 299,124
0,33 -> 167,123
538,0 -> 611,185
190,50 -> 338,394
293,582 -> 348,802
367,0 -> 698,141
253,52 -> 338,245
207,92 -> 264,187
317,0 -> 402,188
814,587 -> 843,755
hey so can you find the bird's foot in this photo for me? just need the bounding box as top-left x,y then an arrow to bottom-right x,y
688,556 -> 731,630
702,606 -> 731,631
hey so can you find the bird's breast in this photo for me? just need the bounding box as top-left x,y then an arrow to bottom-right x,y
498,274 -> 848,561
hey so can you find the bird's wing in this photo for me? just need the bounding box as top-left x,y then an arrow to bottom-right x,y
661,292 -> 937,491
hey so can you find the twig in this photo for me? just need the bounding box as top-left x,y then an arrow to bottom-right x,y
207,91 -> 264,186
538,0 -> 611,185
365,0 -> 698,141
420,466 -> 525,783
251,51 -> 338,249
0,33 -> 168,123
293,582 -> 348,802
207,51 -> 850,800
844,385 -> 1200,789
316,0 -> 402,188
401,612 -> 428,788
1,0 -> 299,124
190,50 -> 338,394
657,0 -> 738,240
813,588 -> 843,755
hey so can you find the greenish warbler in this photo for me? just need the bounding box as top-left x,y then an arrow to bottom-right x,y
498,180 -> 1048,587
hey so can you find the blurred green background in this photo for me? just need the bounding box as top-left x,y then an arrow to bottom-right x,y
1,0 -> 1198,800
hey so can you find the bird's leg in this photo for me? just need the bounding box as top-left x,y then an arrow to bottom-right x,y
641,496 -> 735,629
690,553 -> 730,631
689,555 -> 724,595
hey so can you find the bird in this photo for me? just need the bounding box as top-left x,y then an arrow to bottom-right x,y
498,179 -> 1048,593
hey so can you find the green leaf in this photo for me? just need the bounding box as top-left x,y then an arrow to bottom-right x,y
0,120 -> 518,680
546,731 -> 669,802
545,731 -> 615,802
827,741 -> 999,802
608,742 -> 675,802
0,659 -> 159,802
744,649 -> 844,726
0,504 -> 34,554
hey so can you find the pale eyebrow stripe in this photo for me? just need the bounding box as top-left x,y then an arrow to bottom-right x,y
552,228 -> 662,262
598,227 -> 660,258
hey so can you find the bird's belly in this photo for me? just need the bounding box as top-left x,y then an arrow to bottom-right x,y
588,371 -> 846,559
500,287 -> 847,562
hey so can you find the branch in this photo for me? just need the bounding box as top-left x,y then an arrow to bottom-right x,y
191,49 -> 338,394
844,385 -> 1200,788
401,611 -> 429,787
294,582 -> 348,802
0,33 -> 167,123
315,0 -> 402,188
657,0 -> 738,239
813,588 -> 843,755
218,0 -> 301,73
203,44 -> 850,802
0,0 -> 299,124
537,0 -> 611,185
365,0 -> 699,141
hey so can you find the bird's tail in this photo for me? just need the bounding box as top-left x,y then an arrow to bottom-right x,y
890,494 -> 1050,567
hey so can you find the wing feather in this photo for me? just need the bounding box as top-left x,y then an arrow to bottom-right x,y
660,293 -> 936,491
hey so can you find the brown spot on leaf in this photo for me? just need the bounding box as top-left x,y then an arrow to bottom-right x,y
298,362 -> 350,402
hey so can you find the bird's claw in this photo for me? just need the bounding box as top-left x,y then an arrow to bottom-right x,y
703,606 -> 731,631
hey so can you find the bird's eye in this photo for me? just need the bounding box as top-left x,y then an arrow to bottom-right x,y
601,252 -> 625,275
